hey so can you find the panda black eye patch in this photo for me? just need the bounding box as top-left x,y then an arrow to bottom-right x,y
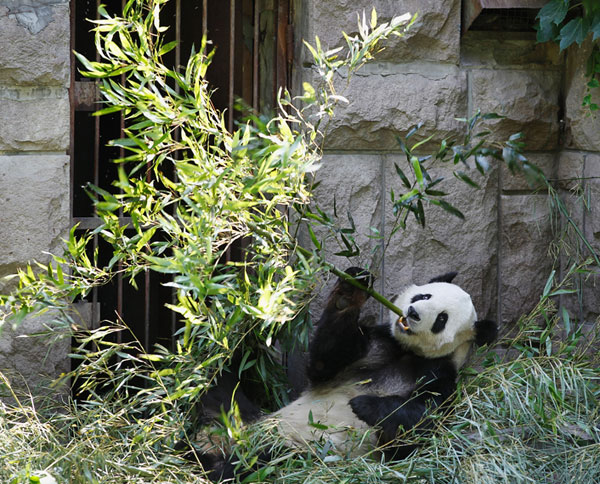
410,294 -> 432,303
431,311 -> 448,334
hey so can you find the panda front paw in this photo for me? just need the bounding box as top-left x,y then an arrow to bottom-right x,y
349,395 -> 381,426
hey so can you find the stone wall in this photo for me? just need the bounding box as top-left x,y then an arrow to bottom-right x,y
1,0 -> 599,392
0,0 -> 71,394
298,0 -> 600,328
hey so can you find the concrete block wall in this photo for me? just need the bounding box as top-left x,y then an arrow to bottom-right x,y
298,0 -> 600,327
0,1 -> 71,393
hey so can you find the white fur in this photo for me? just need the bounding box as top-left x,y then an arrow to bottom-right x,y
390,282 -> 477,365
272,281 -> 478,454
271,383 -> 377,455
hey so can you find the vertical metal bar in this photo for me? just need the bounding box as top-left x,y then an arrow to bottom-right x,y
172,0 -> 182,350
144,270 -> 151,350
253,0 -> 259,112
228,0 -> 235,133
93,0 -> 102,336
69,0 -> 76,220
276,0 -> 288,99
202,0 -> 208,39
115,0 -> 126,345
93,0 -> 101,328
272,0 -> 278,106
175,0 -> 181,75
94,0 -> 101,199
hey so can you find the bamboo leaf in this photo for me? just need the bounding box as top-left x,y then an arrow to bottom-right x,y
394,163 -> 412,189
454,171 -> 481,189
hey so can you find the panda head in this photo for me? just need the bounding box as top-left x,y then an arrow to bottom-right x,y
389,272 -> 496,365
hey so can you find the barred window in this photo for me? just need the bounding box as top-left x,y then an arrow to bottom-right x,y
70,0 -> 293,351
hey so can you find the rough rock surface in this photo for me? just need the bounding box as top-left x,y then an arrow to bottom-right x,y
584,153 -> 600,250
557,151 -> 585,190
0,87 -> 70,152
500,194 -> 553,323
564,39 -> 600,151
312,65 -> 467,151
305,154 -> 384,323
577,154 -> 600,321
0,2 -> 70,86
303,0 -> 460,64
501,153 -> 556,192
0,312 -> 70,398
0,155 -> 70,293
382,156 -> 499,321
461,32 -> 561,68
471,69 -> 560,151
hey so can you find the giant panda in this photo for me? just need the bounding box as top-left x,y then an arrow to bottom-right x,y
197,267 -> 497,480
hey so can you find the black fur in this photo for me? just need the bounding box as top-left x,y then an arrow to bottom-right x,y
307,267 -> 373,384
348,356 -> 457,459
428,272 -> 458,284
311,319 -> 459,458
410,293 -> 432,303
474,319 -> 498,346
195,268 -> 497,479
430,311 -> 448,334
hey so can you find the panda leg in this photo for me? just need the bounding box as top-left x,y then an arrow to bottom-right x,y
349,365 -> 457,459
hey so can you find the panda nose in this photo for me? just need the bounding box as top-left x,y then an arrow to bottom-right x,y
407,305 -> 420,321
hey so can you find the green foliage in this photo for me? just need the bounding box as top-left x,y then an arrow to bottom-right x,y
0,1 -> 414,414
2,262 -> 598,483
536,0 -> 600,48
536,0 -> 600,111
1,2 -> 597,482
387,113 -> 543,231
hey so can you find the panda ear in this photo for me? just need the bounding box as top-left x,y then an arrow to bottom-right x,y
428,271 -> 458,284
474,319 -> 498,346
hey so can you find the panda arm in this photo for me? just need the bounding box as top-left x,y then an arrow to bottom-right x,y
306,271 -> 372,385
307,308 -> 370,384
349,361 -> 457,443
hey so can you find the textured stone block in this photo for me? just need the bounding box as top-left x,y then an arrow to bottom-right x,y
382,155 -> 499,321
564,39 -> 600,151
579,268 -> 600,323
500,194 -> 553,323
304,154 -> 384,322
552,151 -> 595,321
471,69 -> 560,151
501,153 -> 556,192
314,65 -> 467,151
0,311 -> 70,397
303,0 -> 460,64
0,154 -> 70,293
0,2 -> 70,86
559,263 -> 600,325
461,32 -> 561,69
584,153 -> 600,259
0,86 -> 70,151
557,150 -> 585,190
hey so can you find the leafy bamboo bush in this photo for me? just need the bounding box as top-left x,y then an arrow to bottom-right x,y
1,1 -> 598,483
2,268 -> 598,483
0,2 -> 415,410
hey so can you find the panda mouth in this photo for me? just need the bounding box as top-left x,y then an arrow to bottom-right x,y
396,316 -> 412,333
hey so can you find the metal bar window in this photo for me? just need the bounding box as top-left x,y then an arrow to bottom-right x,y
70,0 -> 292,354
